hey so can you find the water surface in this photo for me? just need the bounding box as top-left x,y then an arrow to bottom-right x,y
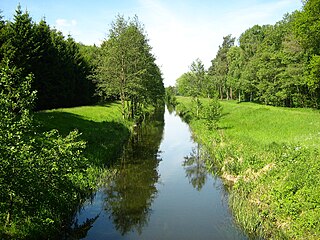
72,108 -> 247,239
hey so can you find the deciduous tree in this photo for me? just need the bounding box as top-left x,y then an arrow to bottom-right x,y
94,15 -> 164,119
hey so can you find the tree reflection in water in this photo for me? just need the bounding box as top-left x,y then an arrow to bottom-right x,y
103,108 -> 164,236
183,143 -> 209,191
68,215 -> 100,239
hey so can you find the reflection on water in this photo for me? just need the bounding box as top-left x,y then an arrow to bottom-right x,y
102,108 -> 164,235
69,107 -> 248,240
70,215 -> 99,239
183,143 -> 208,191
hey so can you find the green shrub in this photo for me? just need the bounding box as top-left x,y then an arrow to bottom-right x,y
0,62 -> 96,238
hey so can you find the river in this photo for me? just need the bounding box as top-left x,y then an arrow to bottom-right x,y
70,107 -> 248,239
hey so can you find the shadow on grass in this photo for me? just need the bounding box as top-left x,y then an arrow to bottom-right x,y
217,112 -> 233,130
220,112 -> 230,118
35,111 -> 130,167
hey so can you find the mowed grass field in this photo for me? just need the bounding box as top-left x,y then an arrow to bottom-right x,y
35,102 -> 132,167
176,97 -> 320,240
219,100 -> 320,148
178,96 -> 320,148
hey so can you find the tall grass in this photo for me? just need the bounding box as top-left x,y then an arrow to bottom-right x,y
176,97 -> 320,240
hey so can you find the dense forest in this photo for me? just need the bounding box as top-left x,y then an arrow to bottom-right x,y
176,0 -> 320,108
0,6 -> 96,110
0,5 -> 164,238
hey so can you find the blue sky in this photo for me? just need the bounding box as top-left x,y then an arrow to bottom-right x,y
1,0 -> 303,86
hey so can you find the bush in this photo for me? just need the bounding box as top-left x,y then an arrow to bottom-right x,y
0,62 -> 95,238
200,98 -> 222,129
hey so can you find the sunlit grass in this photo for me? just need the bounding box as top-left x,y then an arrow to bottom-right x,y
219,100 -> 320,149
54,102 -> 124,122
176,96 -> 320,240
35,102 -> 132,166
177,96 -> 320,149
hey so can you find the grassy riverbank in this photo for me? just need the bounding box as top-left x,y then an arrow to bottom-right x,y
1,102 -> 133,239
33,102 -> 132,237
176,97 -> 320,239
36,102 -> 132,167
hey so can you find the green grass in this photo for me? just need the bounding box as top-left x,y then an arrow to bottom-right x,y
35,102 -> 132,167
219,100 -> 320,148
1,102 -> 132,239
0,102 -> 133,238
177,97 -> 320,148
176,96 -> 320,240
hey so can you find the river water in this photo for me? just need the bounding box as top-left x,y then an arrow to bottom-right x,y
71,107 -> 248,239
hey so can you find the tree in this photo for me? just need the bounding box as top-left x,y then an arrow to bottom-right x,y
227,46 -> 245,102
0,6 -> 95,110
293,0 -> 320,107
188,58 -> 208,97
188,1 -> 320,109
294,0 -> 320,55
208,35 -> 235,99
94,15 -> 164,119
239,25 -> 267,60
238,25 -> 269,101
1,5 -> 37,76
176,59 -> 210,98
165,86 -> 177,106
176,73 -> 192,96
0,12 -> 6,62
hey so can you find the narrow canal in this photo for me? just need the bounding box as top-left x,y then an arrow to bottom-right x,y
72,107 -> 248,239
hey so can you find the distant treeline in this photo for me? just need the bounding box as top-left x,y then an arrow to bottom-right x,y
176,0 -> 320,108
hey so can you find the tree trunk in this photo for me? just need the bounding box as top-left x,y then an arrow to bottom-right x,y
120,94 -> 125,119
131,98 -> 134,119
5,194 -> 13,227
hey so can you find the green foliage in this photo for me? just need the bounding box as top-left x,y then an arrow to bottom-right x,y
164,86 -> 177,106
226,46 -> 245,102
208,34 -> 235,100
176,59 -> 214,98
188,58 -> 208,97
0,5 -> 95,110
200,1 -> 320,108
176,97 -> 320,239
191,97 -> 203,119
0,59 -> 96,239
200,98 -> 222,130
294,0 -> 320,55
176,73 -> 191,96
93,15 -> 164,119
35,103 -> 131,167
176,96 -> 222,130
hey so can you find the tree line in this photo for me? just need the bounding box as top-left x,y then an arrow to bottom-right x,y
0,6 -> 164,114
0,6 -> 96,110
0,5 -> 164,238
176,0 -> 320,108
